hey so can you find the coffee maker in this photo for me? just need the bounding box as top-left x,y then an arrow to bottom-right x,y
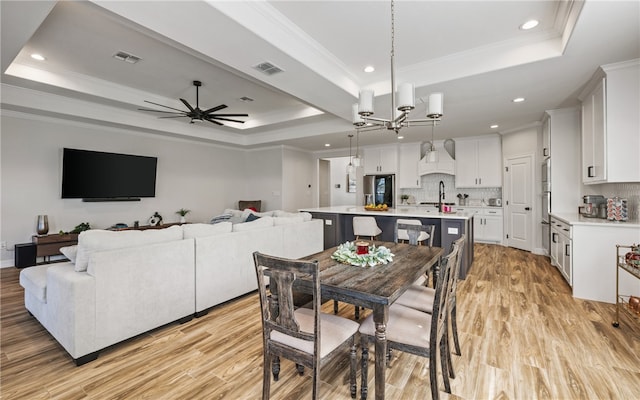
579,195 -> 606,218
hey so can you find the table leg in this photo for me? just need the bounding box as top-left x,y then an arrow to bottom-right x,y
373,305 -> 389,400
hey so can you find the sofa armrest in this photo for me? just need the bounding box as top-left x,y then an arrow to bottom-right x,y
45,264 -> 96,360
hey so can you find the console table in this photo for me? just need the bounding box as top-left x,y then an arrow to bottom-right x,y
32,233 -> 79,262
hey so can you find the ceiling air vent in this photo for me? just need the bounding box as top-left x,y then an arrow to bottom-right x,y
253,61 -> 283,76
113,51 -> 141,64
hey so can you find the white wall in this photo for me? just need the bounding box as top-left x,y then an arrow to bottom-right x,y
0,112 -> 317,266
328,157 -> 357,206
282,147 -> 315,212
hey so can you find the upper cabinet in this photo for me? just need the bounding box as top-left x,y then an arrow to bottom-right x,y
579,59 -> 640,184
455,135 -> 502,188
398,142 -> 421,188
363,145 -> 398,175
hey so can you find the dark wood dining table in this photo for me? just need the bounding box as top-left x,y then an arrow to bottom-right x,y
297,241 -> 445,400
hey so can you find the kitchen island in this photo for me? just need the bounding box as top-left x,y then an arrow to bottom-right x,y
300,206 -> 475,279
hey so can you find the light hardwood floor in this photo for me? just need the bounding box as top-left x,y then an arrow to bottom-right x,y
2,244 -> 639,399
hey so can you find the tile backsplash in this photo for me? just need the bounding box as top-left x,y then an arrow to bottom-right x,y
584,182 -> 640,221
399,174 -> 502,205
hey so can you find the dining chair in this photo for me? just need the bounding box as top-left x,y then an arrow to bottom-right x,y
253,252 -> 359,399
358,242 -> 460,400
394,234 -> 466,378
352,216 -> 382,240
395,219 -> 435,246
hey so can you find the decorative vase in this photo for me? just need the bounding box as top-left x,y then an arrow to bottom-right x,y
180,216 -> 186,224
37,215 -> 49,235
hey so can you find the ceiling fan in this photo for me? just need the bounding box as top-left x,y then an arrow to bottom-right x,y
138,80 -> 249,126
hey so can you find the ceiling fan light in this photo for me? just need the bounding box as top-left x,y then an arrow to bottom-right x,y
426,149 -> 438,163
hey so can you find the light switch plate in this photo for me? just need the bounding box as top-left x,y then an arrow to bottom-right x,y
447,227 -> 459,235
325,220 -> 332,225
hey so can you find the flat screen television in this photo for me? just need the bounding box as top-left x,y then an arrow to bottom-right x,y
61,148 -> 157,201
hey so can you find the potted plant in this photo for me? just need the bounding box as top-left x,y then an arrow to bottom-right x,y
176,208 -> 190,223
400,194 -> 409,205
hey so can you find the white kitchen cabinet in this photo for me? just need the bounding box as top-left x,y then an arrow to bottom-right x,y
456,207 -> 503,243
398,142 -> 421,188
579,59 -> 640,184
454,135 -> 502,188
363,145 -> 397,175
550,217 -> 572,286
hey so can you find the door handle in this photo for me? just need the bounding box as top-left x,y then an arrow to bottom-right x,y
587,166 -> 595,178
525,207 -> 530,211
565,244 -> 570,257
552,233 -> 558,243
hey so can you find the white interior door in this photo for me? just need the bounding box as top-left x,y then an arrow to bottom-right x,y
505,154 -> 533,251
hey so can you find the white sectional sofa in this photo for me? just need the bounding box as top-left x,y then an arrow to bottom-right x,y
19,212 -> 323,365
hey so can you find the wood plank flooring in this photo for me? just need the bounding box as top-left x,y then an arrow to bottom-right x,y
2,244 -> 639,399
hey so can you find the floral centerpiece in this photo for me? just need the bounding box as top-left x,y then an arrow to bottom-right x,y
332,241 -> 394,267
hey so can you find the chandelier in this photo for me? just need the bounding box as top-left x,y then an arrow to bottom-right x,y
352,0 -> 443,133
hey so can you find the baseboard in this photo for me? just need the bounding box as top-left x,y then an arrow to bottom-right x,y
1,259 -> 15,268
532,247 -> 548,256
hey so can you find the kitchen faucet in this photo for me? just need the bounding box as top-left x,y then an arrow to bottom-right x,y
438,180 -> 445,212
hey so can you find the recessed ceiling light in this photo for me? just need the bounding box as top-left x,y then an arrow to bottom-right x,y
30,53 -> 45,61
325,143 -> 331,147
490,124 -> 499,129
512,97 -> 525,103
364,66 -> 375,73
397,136 -> 404,140
520,20 -> 539,30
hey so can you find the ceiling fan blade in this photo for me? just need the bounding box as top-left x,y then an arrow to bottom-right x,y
159,115 -> 189,119
208,113 -> 249,117
208,116 -> 246,124
203,104 -> 227,114
138,108 -> 186,115
180,98 -> 195,112
143,100 -> 186,113
204,117 -> 223,126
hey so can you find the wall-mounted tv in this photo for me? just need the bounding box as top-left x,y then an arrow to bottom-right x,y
61,148 -> 157,201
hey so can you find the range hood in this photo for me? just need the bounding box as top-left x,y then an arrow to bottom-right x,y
419,140 -> 455,175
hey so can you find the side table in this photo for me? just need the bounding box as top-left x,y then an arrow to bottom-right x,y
32,233 -> 79,263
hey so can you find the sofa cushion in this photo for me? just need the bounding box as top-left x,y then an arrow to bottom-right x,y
183,222 -> 232,239
273,216 -> 305,225
74,225 -> 184,272
19,265 -> 52,303
232,216 -> 274,232
59,245 -> 78,264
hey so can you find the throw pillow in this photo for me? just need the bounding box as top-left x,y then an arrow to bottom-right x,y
210,213 -> 232,224
59,245 -> 78,264
245,213 -> 261,222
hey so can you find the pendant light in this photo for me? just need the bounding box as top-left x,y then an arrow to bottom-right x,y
352,129 -> 361,167
426,121 -> 439,163
347,134 -> 356,175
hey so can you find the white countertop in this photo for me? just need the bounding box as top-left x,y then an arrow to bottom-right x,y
300,206 -> 474,220
550,212 -> 640,228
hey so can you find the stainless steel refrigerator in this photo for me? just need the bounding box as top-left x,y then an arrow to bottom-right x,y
363,174 -> 395,207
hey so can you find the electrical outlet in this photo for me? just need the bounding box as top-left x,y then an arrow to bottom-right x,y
0,241 -> 6,250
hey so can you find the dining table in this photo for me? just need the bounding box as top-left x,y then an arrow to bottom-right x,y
294,241 -> 445,400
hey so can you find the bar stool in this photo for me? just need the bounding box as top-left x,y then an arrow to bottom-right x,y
352,216 -> 382,240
